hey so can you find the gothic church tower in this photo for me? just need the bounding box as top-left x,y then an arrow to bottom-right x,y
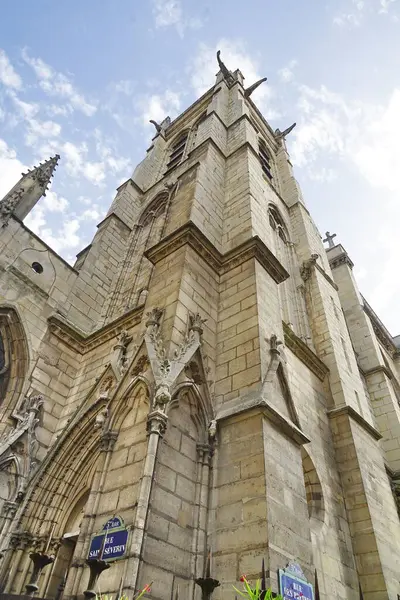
0,53 -> 400,600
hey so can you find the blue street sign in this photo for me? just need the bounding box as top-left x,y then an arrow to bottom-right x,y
102,517 -> 123,530
279,563 -> 314,600
88,516 -> 129,562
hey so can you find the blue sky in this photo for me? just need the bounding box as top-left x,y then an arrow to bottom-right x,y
1,0 -> 400,333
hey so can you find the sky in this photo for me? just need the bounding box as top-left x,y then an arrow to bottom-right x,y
0,0 -> 400,333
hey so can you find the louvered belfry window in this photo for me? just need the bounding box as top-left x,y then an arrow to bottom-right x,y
259,138 -> 273,179
167,131 -> 188,170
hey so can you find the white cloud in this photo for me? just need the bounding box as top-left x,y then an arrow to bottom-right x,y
24,205 -> 47,233
41,190 -> 69,213
278,60 -> 298,83
22,49 -> 97,116
334,0 -> 398,25
0,49 -> 22,90
8,92 -> 39,119
290,82 -> 400,326
137,89 -> 181,127
25,205 -> 81,254
25,118 -> 62,147
0,138 -> 27,200
40,217 -> 81,253
152,0 -> 203,36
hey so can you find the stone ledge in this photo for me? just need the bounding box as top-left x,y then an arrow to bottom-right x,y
48,305 -> 144,354
3,265 -> 49,300
145,220 -> 289,284
283,322 -> 329,382
216,394 -> 310,446
362,295 -> 399,357
96,211 -> 133,233
363,364 -> 393,380
327,405 -> 382,441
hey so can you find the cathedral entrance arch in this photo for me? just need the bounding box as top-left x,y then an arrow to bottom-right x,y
45,490 -> 91,600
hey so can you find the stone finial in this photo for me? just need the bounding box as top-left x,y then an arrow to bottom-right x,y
189,313 -> 207,335
145,307 -> 163,328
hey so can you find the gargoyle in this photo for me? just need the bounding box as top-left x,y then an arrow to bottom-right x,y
244,77 -> 268,98
216,50 -> 235,86
275,123 -> 297,141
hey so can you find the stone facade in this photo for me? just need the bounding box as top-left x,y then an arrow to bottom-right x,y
0,54 -> 400,600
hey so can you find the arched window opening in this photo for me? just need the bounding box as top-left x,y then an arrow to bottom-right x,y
0,308 -> 28,409
301,448 -> 325,534
167,131 -> 189,170
138,192 -> 168,227
259,138 -> 273,179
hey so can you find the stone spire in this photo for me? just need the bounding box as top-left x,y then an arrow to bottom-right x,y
0,154 -> 60,225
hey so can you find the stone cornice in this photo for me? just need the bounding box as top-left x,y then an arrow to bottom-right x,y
48,306 -> 144,354
216,395 -> 310,446
144,220 -> 289,284
282,322 -> 329,381
328,251 -> 354,270
362,296 -> 398,357
363,364 -> 393,380
328,405 -> 382,441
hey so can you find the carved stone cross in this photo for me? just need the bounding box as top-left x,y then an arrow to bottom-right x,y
323,231 -> 337,248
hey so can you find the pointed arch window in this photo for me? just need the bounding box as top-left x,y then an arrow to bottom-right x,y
269,205 -> 287,243
167,131 -> 189,170
0,308 -> 28,409
259,138 -> 273,180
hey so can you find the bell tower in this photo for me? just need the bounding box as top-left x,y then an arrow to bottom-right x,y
1,52 -> 400,600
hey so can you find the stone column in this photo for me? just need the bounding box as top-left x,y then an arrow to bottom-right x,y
124,407 -> 167,595
67,431 -> 118,598
0,501 -> 18,552
191,443 -> 212,600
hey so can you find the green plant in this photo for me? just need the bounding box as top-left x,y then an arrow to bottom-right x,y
233,576 -> 283,600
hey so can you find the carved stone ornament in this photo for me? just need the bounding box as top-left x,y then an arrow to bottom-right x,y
111,330 -> 132,378
100,430 -> 118,453
300,254 -> 319,282
131,355 -> 150,377
94,407 -> 109,430
208,420 -> 217,441
147,410 -> 168,436
145,308 -> 163,329
99,376 -> 115,395
153,383 -> 171,410
0,189 -> 24,226
269,334 -> 283,354
189,313 -> 207,335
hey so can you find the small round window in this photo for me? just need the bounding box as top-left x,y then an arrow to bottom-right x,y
31,262 -> 43,274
